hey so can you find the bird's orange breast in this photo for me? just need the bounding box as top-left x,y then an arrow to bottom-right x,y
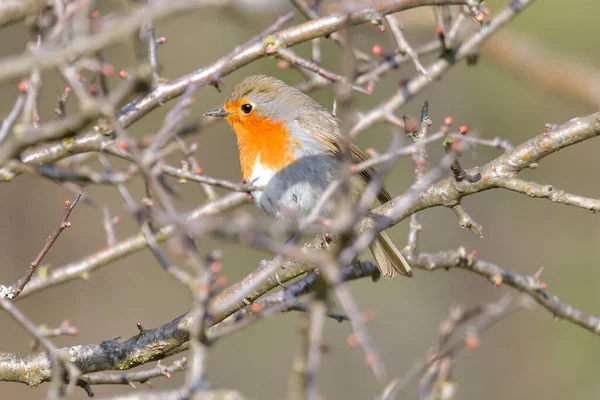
224,102 -> 298,180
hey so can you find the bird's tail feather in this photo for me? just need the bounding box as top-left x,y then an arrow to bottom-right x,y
369,232 -> 412,278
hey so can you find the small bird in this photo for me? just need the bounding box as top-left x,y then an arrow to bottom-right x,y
205,75 -> 411,278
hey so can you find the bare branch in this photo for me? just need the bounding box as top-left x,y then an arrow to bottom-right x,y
351,0 -> 536,136
0,190 -> 84,300
0,0 -> 47,28
451,204 -> 483,237
0,297 -> 80,393
381,296 -> 528,400
0,261 -> 378,388
499,178 -> 600,213
80,357 -> 187,387
484,30 -> 600,109
16,192 -> 249,299
412,248 -> 600,334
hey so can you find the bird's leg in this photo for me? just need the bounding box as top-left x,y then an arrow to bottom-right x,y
350,256 -> 362,274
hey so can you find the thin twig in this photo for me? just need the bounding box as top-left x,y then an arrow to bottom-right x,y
30,320 -> 79,351
451,203 -> 483,237
384,14 -> 428,77
404,102 -> 431,256
0,297 -> 81,394
0,93 -> 26,144
381,296 -> 528,399
80,358 -> 187,386
0,190 -> 84,300
351,0 -> 536,137
275,47 -> 370,94
162,165 -> 258,192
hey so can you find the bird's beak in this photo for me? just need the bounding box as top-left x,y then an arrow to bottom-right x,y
204,108 -> 231,118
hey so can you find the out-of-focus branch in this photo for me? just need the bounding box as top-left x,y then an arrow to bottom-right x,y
404,102 -> 431,256
0,93 -> 26,144
2,243 -> 598,390
15,192 -> 249,299
0,261 -> 378,388
112,0 -> 467,130
484,30 -> 600,109
382,295 -> 529,400
289,0 -> 371,62
11,113 -> 600,303
0,0 -> 466,171
274,47 -> 370,94
384,14 -> 428,76
0,0 -> 596,398
0,0 -> 48,28
410,248 -> 600,333
0,0 -> 231,82
0,69 -> 141,166
161,165 -> 258,192
351,0 -> 536,136
95,389 -> 247,400
29,319 -> 79,351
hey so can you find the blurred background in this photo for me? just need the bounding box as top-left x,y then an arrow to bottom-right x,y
0,0 -> 599,398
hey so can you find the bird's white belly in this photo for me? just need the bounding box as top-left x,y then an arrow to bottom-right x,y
247,159 -> 276,210
248,154 -> 341,219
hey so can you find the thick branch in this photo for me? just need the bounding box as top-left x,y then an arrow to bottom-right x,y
114,0 -> 466,131
411,249 -> 600,334
0,261 -> 378,387
358,112 -> 600,236
2,0 -> 466,170
351,0 -> 536,136
11,113 -> 600,303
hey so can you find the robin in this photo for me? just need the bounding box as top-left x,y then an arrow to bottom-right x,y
205,75 -> 411,278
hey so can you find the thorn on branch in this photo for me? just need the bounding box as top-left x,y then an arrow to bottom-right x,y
137,321 -> 148,333
275,47 -> 370,94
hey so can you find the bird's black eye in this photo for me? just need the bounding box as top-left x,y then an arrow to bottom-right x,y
241,103 -> 253,114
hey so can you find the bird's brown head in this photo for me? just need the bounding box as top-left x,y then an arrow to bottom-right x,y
204,75 -> 324,133
204,75 -> 313,179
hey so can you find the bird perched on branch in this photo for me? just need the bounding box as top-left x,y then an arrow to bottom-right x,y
205,75 -> 411,278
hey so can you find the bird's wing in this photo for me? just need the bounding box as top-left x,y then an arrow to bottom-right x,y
294,113 -> 392,204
